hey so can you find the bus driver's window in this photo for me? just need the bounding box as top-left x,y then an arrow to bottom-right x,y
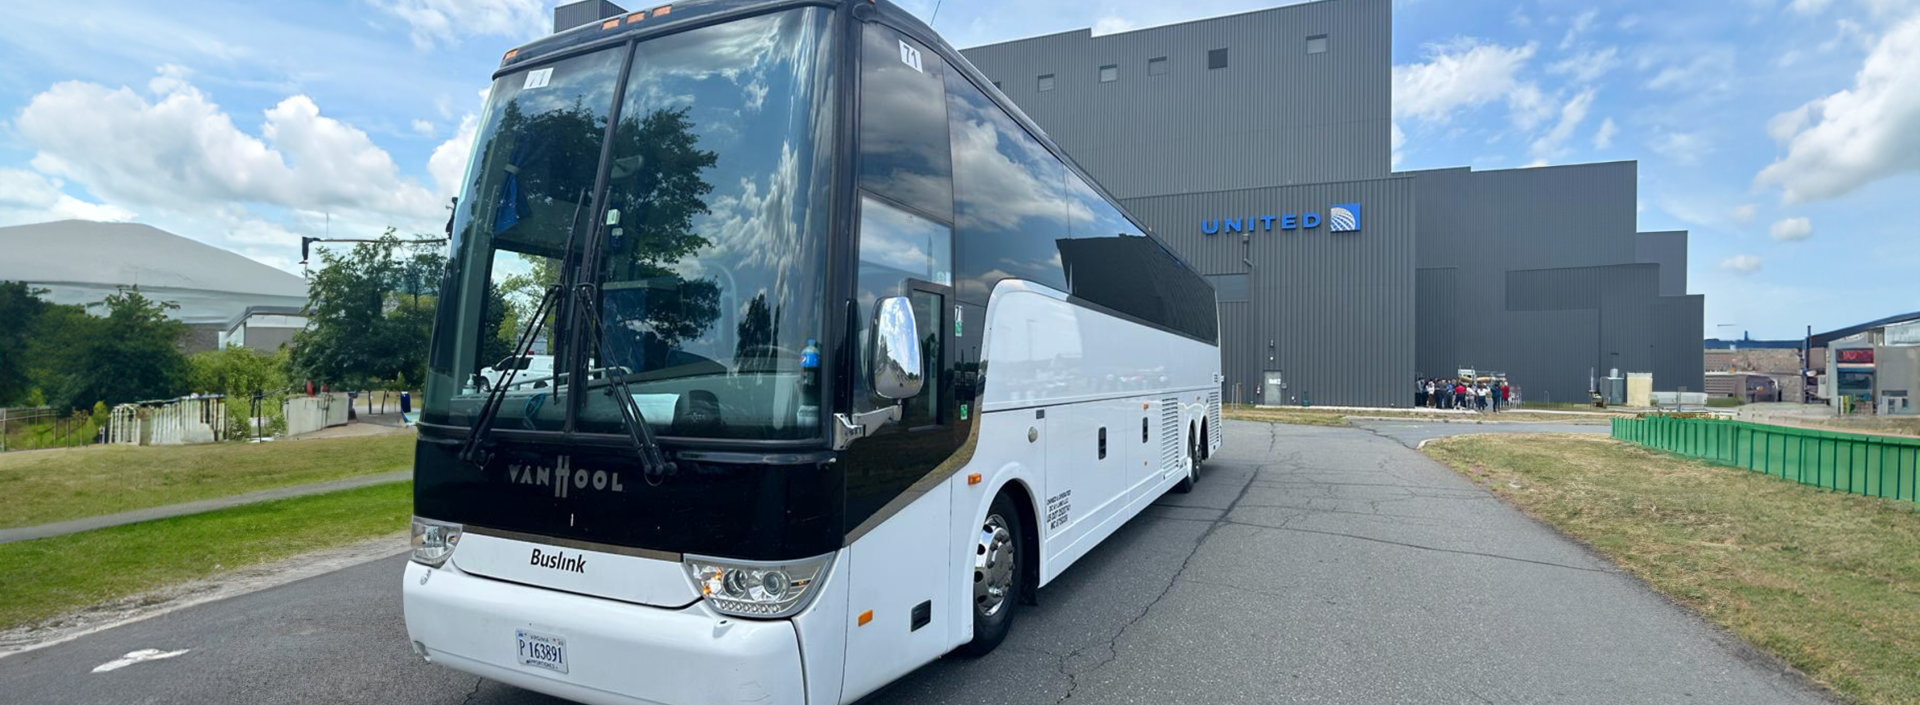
855,195 -> 950,426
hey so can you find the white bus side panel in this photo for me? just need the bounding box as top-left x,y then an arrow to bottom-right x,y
839,481 -> 953,702
976,282 -> 1218,586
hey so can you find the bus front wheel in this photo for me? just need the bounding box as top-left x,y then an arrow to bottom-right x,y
956,492 -> 1023,657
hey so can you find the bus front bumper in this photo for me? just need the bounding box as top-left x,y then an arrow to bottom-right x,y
402,560 -> 807,705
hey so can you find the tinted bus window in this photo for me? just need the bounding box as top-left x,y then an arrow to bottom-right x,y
944,69 -> 1071,304
859,26 -> 953,222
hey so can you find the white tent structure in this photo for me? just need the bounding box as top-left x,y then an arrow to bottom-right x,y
0,220 -> 308,325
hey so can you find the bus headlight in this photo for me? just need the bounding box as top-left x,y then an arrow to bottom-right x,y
410,517 -> 463,567
684,553 -> 835,618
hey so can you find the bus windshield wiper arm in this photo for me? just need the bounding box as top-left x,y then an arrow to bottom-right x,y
460,189 -> 590,466
574,284 -> 676,482
459,281 -> 562,465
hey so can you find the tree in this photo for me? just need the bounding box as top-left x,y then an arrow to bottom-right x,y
290,231 -> 447,389
0,281 -> 50,405
189,345 -> 290,399
46,289 -> 190,410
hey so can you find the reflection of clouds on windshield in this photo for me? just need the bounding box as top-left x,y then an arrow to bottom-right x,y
948,103 -> 1090,232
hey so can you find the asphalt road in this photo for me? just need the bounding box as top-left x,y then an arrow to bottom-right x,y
0,420 -> 1833,705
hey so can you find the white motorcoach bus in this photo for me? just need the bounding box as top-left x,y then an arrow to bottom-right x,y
405,1 -> 1223,702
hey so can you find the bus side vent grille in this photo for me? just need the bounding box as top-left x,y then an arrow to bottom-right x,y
1160,397 -> 1181,472
1207,391 -> 1222,446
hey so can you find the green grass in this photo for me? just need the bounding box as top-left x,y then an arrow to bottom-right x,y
1424,434 -> 1920,705
1707,397 -> 1744,408
0,482 -> 412,631
1221,405 -> 1349,426
0,433 -> 414,529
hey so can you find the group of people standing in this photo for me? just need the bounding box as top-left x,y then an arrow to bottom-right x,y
1416,377 -> 1511,411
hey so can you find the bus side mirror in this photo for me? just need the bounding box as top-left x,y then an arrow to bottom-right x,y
872,296 -> 924,400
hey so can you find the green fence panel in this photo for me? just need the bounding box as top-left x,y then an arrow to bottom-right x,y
1611,415 -> 1920,506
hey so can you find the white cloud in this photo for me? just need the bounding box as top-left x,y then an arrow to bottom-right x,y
1731,203 -> 1758,224
1090,16 -> 1136,36
1756,11 -> 1920,203
1393,39 -> 1548,130
1548,46 -> 1621,84
410,119 -> 435,137
1789,0 -> 1835,14
1720,254 -> 1763,273
428,113 -> 479,201
1651,131 -> 1711,165
1770,216 -> 1813,241
1530,88 -> 1596,162
1560,9 -> 1598,50
1644,48 -> 1735,93
1593,117 -> 1617,149
0,168 -> 137,224
368,0 -> 549,50
1390,121 -> 1406,168
14,67 -> 442,227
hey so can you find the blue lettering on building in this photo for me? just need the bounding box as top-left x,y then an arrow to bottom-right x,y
1201,202 -> 1360,236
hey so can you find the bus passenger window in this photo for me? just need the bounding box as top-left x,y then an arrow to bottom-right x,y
859,26 -> 953,222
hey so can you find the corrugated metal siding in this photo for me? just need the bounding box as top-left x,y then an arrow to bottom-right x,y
1635,231 -> 1688,296
1407,163 -> 1702,404
1415,267 -> 1456,376
1125,176 -> 1416,407
959,0 -> 1390,200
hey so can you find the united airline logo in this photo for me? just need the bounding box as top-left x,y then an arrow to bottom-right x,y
1329,203 -> 1360,233
506,455 -> 626,498
1201,202 -> 1361,235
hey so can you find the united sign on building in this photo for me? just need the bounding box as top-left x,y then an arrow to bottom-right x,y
961,0 -> 1702,407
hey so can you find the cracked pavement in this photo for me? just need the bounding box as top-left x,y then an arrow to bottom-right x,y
0,420 -> 1836,704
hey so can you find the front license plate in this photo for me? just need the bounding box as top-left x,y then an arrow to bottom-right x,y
516,629 -> 569,674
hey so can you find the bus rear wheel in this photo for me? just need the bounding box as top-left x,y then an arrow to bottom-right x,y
956,492 -> 1023,657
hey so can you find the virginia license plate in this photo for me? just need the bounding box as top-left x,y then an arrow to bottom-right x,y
515,629 -> 568,674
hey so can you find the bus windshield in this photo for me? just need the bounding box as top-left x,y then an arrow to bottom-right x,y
423,8 -> 839,441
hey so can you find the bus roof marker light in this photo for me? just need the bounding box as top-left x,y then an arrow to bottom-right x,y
625,11 -> 645,23
652,4 -> 671,16
600,18 -> 621,29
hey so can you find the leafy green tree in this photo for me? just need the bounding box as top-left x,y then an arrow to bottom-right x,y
189,345 -> 290,398
46,289 -> 190,410
0,281 -> 50,405
290,231 -> 448,389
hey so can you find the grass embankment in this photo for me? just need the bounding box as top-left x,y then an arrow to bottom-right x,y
0,482 -> 412,631
0,433 -> 414,529
1424,434 -> 1920,705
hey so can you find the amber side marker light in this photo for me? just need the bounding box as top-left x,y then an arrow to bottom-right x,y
858,610 -> 873,626
967,473 -> 982,486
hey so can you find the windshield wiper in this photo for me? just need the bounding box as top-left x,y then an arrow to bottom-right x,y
459,281 -> 562,465
460,189 -> 589,466
574,283 -> 676,483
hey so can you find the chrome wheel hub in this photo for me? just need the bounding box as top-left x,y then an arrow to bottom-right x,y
973,513 -> 1015,618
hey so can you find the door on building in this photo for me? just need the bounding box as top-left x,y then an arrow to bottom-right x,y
1263,371 -> 1285,406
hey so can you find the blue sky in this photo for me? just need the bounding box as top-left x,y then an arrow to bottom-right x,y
0,0 -> 1913,339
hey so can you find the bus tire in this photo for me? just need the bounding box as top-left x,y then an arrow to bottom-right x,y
1172,429 -> 1199,493
956,492 -> 1023,658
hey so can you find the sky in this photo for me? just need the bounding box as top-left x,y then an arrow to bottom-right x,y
0,0 -> 1913,340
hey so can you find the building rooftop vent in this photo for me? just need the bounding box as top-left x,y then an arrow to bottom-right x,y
555,0 -> 628,34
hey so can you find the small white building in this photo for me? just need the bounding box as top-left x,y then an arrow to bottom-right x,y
218,305 -> 308,352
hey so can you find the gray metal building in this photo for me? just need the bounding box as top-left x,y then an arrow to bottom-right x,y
961,0 -> 1703,407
